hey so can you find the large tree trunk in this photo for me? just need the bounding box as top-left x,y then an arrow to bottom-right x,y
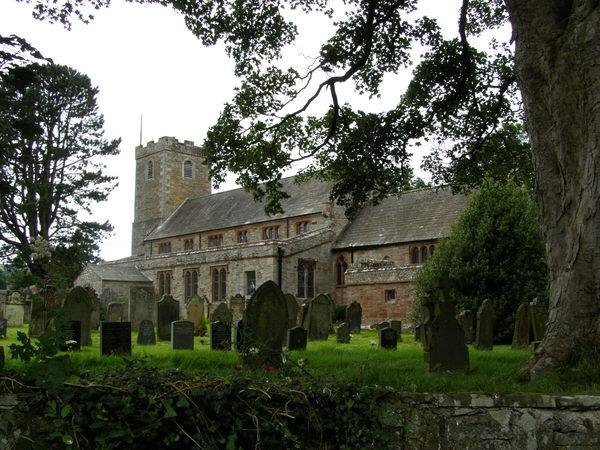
505,0 -> 600,378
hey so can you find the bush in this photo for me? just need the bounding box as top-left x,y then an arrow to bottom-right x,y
410,179 -> 548,343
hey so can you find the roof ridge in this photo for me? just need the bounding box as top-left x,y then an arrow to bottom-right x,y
187,174 -> 304,202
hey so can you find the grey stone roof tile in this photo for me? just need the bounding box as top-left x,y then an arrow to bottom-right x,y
89,264 -> 152,282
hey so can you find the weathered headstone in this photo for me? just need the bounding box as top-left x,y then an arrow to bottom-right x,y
241,281 -> 288,368
303,294 -> 333,341
106,302 -> 126,322
529,298 -> 548,341
345,301 -> 362,333
512,303 -> 530,349
5,303 -> 24,327
424,300 -> 469,372
376,321 -> 390,331
60,320 -> 82,351
457,310 -> 474,344
379,327 -> 398,349
287,326 -> 307,351
171,321 -> 194,350
0,318 -> 7,339
390,320 -> 402,341
284,293 -> 299,330
475,299 -> 495,351
157,295 -> 179,341
129,286 -> 156,330
300,302 -> 310,328
336,322 -> 351,344
89,294 -> 103,331
137,319 -> 156,345
235,320 -> 244,352
228,294 -> 245,325
186,296 -> 207,336
210,320 -> 231,350
100,322 -> 131,356
62,286 -> 94,346
211,302 -> 232,326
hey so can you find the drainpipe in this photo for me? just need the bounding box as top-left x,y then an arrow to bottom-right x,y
277,246 -> 285,287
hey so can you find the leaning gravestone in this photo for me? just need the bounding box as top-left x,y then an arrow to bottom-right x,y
157,295 -> 179,341
424,300 -> 469,372
60,321 -> 82,351
457,310 -> 474,344
235,320 -> 244,352
287,326 -> 308,351
171,321 -> 194,350
345,301 -> 362,333
379,327 -> 398,350
0,318 -> 7,339
211,302 -> 232,327
303,294 -> 333,341
228,294 -> 246,325
284,293 -> 299,330
336,322 -> 351,344
137,319 -> 156,345
512,303 -> 530,349
529,298 -> 548,341
100,322 -> 131,356
210,320 -> 231,350
241,281 -> 288,368
186,296 -> 207,336
63,286 -> 94,346
475,299 -> 495,350
129,286 -> 156,330
106,302 -> 125,322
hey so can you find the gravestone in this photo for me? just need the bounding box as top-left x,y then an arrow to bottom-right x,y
300,302 -> 310,328
287,326 -> 308,351
100,322 -> 131,356
475,299 -> 495,350
29,287 -> 56,338
284,293 -> 299,330
424,300 -> 469,372
303,294 -> 333,341
345,301 -> 362,333
379,327 -> 398,349
336,322 -> 351,344
211,302 -> 232,327
62,286 -> 94,346
457,310 -> 474,344
0,318 -> 7,338
414,324 -> 422,342
106,302 -> 126,322
157,295 -> 179,341
376,321 -> 390,331
228,294 -> 245,325
89,294 -> 102,331
137,319 -> 156,345
512,303 -> 530,349
235,320 -> 244,352
210,320 -> 231,350
171,321 -> 194,350
0,346 -> 3,370
390,320 -> 402,341
186,296 -> 207,336
529,298 -> 548,341
129,287 -> 156,330
241,281 -> 288,368
60,320 -> 82,351
5,303 -> 24,327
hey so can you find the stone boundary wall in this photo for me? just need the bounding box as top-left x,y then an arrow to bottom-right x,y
386,392 -> 600,449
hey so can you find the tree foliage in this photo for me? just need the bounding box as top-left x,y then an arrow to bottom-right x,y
410,179 -> 548,343
0,62 -> 120,282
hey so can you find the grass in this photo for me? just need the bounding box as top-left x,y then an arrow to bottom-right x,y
2,325 -> 599,395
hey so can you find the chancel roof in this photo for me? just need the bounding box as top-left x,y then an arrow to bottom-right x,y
333,187 -> 468,249
146,176 -> 332,241
88,264 -> 152,282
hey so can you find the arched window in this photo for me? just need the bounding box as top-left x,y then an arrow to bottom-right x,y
211,267 -> 227,301
411,247 -> 420,264
429,245 -> 435,256
220,268 -> 227,299
335,256 -> 348,286
146,160 -> 154,180
184,268 -> 198,300
297,260 -> 315,298
183,160 -> 193,178
421,246 -> 428,262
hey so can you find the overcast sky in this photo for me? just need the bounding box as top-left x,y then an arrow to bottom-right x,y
0,0 -> 463,261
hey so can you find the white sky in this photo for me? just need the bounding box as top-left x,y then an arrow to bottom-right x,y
0,0 -> 463,261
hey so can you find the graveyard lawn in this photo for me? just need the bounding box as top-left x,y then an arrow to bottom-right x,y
1,326 -> 599,395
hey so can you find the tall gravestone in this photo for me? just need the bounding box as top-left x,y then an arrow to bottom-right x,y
0,318 -> 7,339
241,281 -> 288,368
171,321 -> 194,350
336,322 -> 351,344
287,326 -> 307,351
284,293 -> 299,330
211,302 -> 232,327
62,286 -> 94,346
303,294 -> 333,340
424,300 -> 469,372
300,302 -> 310,329
60,321 -> 82,351
210,320 -> 231,350
235,320 -> 245,352
100,322 -> 131,356
379,327 -> 398,349
512,303 -> 530,349
107,302 -> 125,322
186,296 -> 207,336
129,286 -> 156,330
137,319 -> 156,345
345,301 -> 362,333
457,310 -> 474,344
475,299 -> 495,350
89,292 -> 102,331
529,298 -> 548,341
228,294 -> 246,325
156,295 -> 179,341
5,303 -> 24,327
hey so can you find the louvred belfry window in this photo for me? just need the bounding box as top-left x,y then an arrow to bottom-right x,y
183,160 -> 193,178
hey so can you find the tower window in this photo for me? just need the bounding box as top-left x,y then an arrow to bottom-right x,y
146,160 -> 154,180
183,160 -> 193,178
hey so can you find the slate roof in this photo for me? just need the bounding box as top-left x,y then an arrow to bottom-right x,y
88,264 -> 152,283
146,176 -> 332,241
333,187 -> 468,249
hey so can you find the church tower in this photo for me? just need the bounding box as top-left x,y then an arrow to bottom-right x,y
131,137 -> 210,256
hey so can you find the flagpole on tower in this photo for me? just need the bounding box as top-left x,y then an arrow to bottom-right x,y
139,113 -> 143,146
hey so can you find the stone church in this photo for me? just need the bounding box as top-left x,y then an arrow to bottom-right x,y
76,136 -> 467,326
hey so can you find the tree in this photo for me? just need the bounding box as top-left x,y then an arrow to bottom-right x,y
0,62 -> 120,283
410,178 -> 548,343
19,0 -> 600,377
